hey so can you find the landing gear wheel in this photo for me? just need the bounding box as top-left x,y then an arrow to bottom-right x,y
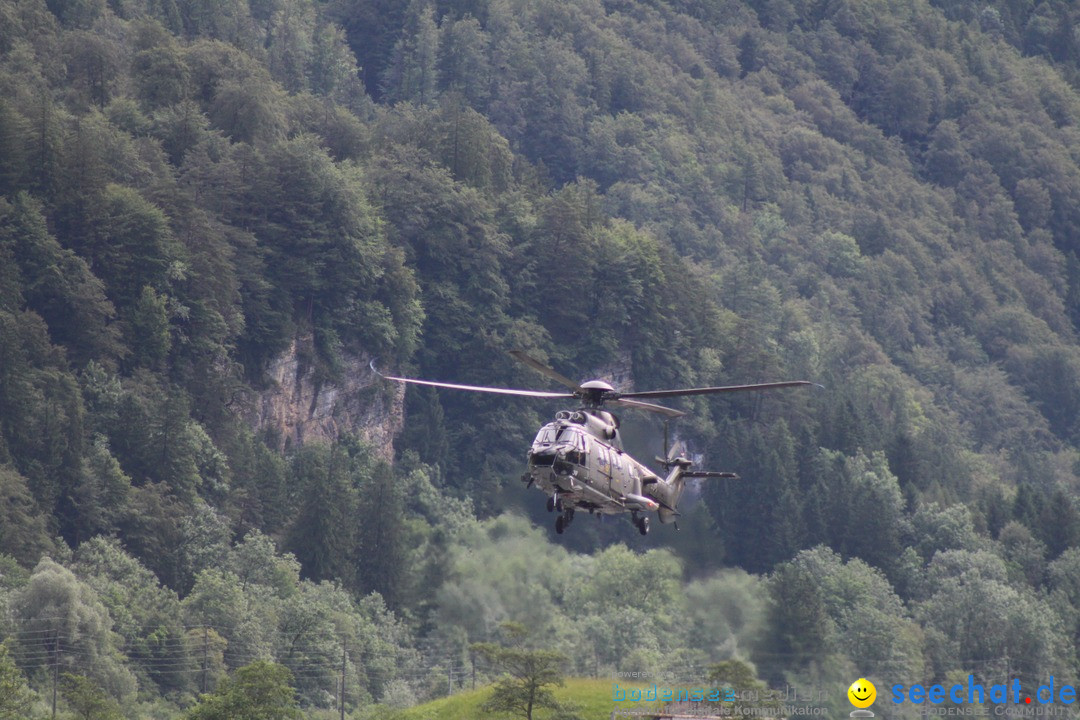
564,508 -> 575,526
555,498 -> 564,512
546,496 -> 555,513
555,515 -> 565,534
637,516 -> 650,536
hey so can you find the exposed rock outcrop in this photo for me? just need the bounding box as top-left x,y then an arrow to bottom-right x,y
588,350 -> 635,391
243,336 -> 403,461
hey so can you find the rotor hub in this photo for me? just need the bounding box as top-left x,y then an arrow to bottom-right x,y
577,379 -> 615,407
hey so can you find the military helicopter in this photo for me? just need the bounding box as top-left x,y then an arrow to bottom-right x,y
374,352 -> 812,536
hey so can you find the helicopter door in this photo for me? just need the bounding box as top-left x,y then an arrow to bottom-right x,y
597,445 -> 613,494
610,450 -> 626,496
619,454 -> 635,495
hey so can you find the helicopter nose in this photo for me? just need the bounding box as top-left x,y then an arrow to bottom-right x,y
552,449 -> 575,476
529,449 -> 557,467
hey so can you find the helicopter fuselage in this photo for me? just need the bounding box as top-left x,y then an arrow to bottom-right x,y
372,352 -> 812,537
524,409 -> 683,533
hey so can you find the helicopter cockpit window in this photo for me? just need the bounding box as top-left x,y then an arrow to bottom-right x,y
557,428 -> 585,465
533,425 -> 557,446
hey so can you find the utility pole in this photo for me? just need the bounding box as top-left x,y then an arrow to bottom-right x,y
201,625 -> 209,694
51,630 -> 59,720
340,641 -> 346,720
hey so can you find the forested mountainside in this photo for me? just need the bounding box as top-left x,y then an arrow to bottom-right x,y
5,0 -> 1080,716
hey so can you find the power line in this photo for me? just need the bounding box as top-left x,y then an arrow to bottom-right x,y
6,621 -> 1075,710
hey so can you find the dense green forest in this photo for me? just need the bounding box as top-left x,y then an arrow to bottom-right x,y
5,0 -> 1080,716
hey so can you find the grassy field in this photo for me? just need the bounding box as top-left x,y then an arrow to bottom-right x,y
388,677 -> 654,720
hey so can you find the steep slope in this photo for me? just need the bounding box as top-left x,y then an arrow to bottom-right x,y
3,0 -> 1080,714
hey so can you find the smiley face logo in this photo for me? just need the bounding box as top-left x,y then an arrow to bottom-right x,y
848,678 -> 876,708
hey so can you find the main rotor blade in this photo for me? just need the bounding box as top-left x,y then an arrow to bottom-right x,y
618,380 -> 815,400
508,350 -> 582,391
373,363 -> 575,399
608,398 -> 686,418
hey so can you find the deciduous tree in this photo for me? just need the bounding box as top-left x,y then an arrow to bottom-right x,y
185,661 -> 302,720
472,623 -> 574,720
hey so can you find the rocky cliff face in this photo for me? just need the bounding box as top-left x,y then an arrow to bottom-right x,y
244,336 -> 403,461
588,350 -> 635,392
